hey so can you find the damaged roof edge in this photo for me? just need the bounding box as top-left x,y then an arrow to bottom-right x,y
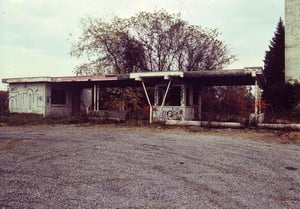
2,77 -> 52,84
51,75 -> 119,82
1,74 -> 128,84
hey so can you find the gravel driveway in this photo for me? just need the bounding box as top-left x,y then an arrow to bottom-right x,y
0,125 -> 299,209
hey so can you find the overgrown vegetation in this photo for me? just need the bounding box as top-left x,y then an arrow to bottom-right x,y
0,91 -> 8,114
201,86 -> 255,123
1,113 -> 45,126
0,113 -> 152,126
98,87 -> 145,113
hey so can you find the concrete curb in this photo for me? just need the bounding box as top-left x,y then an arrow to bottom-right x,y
166,120 -> 300,131
258,123 -> 300,131
165,120 -> 242,129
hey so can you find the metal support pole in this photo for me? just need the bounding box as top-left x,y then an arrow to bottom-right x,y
198,88 -> 202,120
258,85 -> 262,114
96,85 -> 100,111
93,84 -> 97,111
121,88 -> 125,111
141,81 -> 153,124
254,80 -> 259,114
159,80 -> 172,114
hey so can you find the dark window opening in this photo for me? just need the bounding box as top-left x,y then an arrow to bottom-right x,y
158,86 -> 181,106
51,89 -> 66,105
193,90 -> 198,105
186,88 -> 190,106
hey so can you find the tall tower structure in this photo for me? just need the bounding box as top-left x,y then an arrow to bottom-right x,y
285,0 -> 300,82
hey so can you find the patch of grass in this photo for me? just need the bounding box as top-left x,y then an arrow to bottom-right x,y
264,110 -> 300,123
201,112 -> 248,123
0,113 -> 91,126
45,115 -> 89,125
1,113 -> 45,126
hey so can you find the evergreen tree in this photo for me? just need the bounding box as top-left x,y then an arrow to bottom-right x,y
262,18 -> 286,111
264,18 -> 285,86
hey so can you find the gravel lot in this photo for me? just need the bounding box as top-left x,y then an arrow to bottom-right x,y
0,124 -> 300,209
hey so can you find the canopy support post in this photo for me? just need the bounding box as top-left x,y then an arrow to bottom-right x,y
141,81 -> 153,124
158,80 -> 172,114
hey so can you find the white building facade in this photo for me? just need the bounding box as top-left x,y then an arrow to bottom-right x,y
6,81 -> 74,117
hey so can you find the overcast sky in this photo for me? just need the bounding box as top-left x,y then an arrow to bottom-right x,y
0,0 -> 284,89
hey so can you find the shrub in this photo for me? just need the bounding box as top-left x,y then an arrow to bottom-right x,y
0,91 -> 8,113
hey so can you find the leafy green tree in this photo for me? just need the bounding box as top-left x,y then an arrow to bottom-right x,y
71,9 -> 235,75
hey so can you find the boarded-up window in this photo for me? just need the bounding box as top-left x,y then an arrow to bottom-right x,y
51,89 -> 66,105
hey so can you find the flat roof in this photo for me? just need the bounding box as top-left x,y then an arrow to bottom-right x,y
2,67 -> 264,87
2,77 -> 52,83
130,71 -> 184,80
129,68 -> 264,86
51,75 -> 118,82
2,75 -> 119,84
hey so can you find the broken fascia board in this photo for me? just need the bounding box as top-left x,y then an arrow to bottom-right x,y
130,71 -> 184,81
51,75 -> 118,82
2,75 -> 119,84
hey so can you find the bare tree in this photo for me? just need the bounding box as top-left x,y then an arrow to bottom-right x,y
71,9 -> 235,75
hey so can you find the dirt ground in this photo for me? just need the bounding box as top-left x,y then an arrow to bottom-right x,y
0,124 -> 300,209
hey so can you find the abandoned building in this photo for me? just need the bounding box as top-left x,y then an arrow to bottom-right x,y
2,67 -> 264,124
